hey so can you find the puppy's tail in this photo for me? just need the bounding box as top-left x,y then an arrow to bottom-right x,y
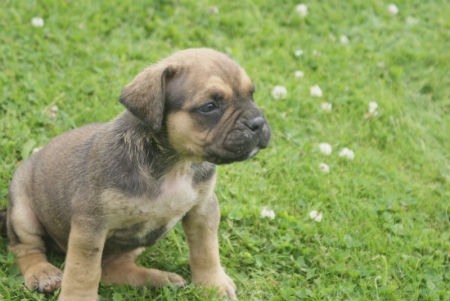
0,209 -> 7,237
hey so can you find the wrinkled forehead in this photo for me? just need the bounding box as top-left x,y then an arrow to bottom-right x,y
190,63 -> 254,100
168,50 -> 255,95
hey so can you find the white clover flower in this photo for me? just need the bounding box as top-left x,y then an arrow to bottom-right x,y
339,147 -> 355,160
340,35 -> 349,44
368,101 -> 378,113
31,17 -> 44,28
319,143 -> 332,156
319,163 -> 330,174
294,49 -> 304,57
310,84 -> 323,97
365,101 -> 379,118
295,4 -> 308,17
48,105 -> 59,119
388,4 -> 399,15
320,102 -> 332,112
261,207 -> 275,220
294,70 -> 304,78
309,210 -> 323,222
271,85 -> 287,100
207,6 -> 219,14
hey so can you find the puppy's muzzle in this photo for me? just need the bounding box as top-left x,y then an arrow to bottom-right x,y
243,115 -> 271,151
212,114 -> 270,164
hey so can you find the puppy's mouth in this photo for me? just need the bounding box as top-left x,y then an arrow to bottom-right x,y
205,147 -> 260,165
204,128 -> 270,165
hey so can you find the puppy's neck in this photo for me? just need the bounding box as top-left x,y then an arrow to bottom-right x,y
110,112 -> 181,178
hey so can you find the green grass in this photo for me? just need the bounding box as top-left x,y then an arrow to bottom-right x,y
1,0 -> 449,300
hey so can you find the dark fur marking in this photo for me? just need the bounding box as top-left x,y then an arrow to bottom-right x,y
104,225 -> 167,254
192,163 -> 216,185
165,76 -> 186,112
100,112 -> 180,196
192,106 -> 225,131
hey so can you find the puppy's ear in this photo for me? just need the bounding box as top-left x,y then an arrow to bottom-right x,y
119,63 -> 177,132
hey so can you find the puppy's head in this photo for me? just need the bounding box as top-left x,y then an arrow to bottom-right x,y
120,48 -> 271,164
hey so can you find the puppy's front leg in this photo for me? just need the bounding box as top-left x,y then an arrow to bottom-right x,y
58,218 -> 107,301
182,194 -> 236,299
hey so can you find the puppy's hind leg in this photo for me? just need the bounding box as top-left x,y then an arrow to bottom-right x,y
102,248 -> 186,288
7,178 -> 62,293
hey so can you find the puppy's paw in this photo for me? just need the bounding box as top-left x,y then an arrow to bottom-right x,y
193,269 -> 237,299
24,262 -> 63,293
147,269 -> 187,288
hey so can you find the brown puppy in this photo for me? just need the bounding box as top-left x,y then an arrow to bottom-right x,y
6,48 -> 270,300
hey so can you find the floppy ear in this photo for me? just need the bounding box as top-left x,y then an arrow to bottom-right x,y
119,63 -> 177,132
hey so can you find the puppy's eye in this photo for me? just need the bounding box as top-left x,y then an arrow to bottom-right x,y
198,102 -> 219,114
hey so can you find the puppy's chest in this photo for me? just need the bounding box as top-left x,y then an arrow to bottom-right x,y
103,173 -> 201,250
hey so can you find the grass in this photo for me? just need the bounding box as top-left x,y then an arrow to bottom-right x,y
0,0 -> 449,300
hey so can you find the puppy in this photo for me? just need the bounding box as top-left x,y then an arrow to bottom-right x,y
6,48 -> 270,300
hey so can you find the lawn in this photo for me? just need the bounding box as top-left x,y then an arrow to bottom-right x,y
0,0 -> 449,300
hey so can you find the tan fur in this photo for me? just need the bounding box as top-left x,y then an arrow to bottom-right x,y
6,48 -> 270,300
59,222 -> 107,300
102,248 -> 185,287
166,111 -> 208,158
182,195 -> 237,298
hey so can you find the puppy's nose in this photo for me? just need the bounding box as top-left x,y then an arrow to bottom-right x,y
245,116 -> 265,132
